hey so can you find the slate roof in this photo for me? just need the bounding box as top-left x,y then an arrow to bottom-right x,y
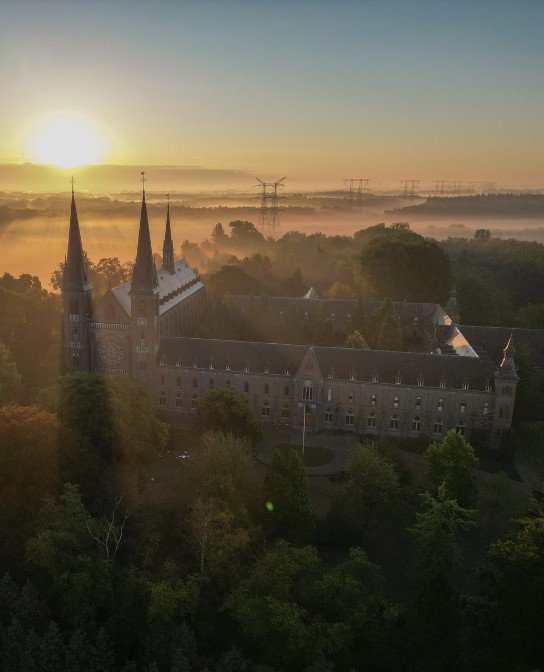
459,325 -> 544,369
313,347 -> 494,390
232,295 -> 449,327
112,259 -> 203,317
159,337 -> 496,390
159,337 -> 307,374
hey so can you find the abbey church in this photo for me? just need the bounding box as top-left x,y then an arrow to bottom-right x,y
63,188 -> 526,445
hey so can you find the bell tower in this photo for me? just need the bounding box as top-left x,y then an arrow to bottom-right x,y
129,173 -> 159,386
63,182 -> 93,371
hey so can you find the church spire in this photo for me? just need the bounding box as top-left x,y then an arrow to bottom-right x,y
64,179 -> 90,290
130,173 -> 158,295
162,194 -> 175,274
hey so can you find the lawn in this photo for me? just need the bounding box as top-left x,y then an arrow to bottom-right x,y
275,443 -> 334,467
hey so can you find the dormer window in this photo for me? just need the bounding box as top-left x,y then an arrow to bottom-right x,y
209,358 -> 214,370
160,355 -> 167,366
417,378 -> 424,387
284,367 -> 291,375
304,312 -> 309,320
372,373 -> 379,383
176,357 -> 182,367
395,375 -> 401,385
440,380 -> 446,388
349,371 -> 356,381
279,310 -> 284,318
463,381 -> 469,390
347,314 -> 352,322
485,381 -> 492,392
244,364 -> 250,373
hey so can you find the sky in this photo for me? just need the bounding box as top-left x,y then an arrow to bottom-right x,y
1,0 -> 544,190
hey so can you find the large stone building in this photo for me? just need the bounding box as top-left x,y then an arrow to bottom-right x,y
63,188 -> 529,445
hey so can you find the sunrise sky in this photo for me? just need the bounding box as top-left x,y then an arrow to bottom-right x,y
1,0 -> 544,190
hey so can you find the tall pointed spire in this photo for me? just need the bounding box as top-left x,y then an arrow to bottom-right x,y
500,333 -> 519,379
162,194 -> 175,274
64,179 -> 89,289
130,173 -> 158,295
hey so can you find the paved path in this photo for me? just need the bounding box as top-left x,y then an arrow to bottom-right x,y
256,427 -> 359,476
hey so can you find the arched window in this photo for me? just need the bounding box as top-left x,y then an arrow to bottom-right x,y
463,381 -> 469,390
160,374 -> 165,386
159,391 -> 167,406
437,398 -> 443,412
395,375 -> 401,385
348,391 -> 354,402
345,409 -> 354,426
459,401 -> 466,414
304,312 -> 309,320
367,411 -> 377,428
244,381 -> 249,394
412,416 -> 421,432
417,378 -> 424,387
483,402 -> 489,415
347,314 -> 352,322
415,397 -> 422,409
413,316 -> 419,325
390,414 -> 399,430
138,300 -> 145,317
327,389 -> 332,402
192,377 -> 197,389
281,404 -> 290,419
302,380 -> 313,401
264,383 -> 269,395
433,418 -> 443,434
393,395 -> 399,408
175,393 -> 183,408
440,380 -> 446,389
372,373 -> 379,383
284,385 -> 289,396
324,407 -> 333,423
455,421 -> 465,436
72,353 -> 80,367
176,376 -> 181,387
371,394 -> 377,406
262,401 -> 270,417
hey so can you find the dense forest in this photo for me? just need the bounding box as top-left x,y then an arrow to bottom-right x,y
389,194 -> 544,217
1,220 -> 544,670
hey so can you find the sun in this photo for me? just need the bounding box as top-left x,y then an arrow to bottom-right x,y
26,114 -> 108,168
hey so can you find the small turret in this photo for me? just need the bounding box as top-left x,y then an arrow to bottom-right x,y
162,196 -> 175,274
445,285 -> 460,324
499,334 -> 519,380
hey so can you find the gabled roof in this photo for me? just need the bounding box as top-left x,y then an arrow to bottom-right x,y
313,347 -> 495,390
112,259 -> 203,317
158,337 -> 496,390
302,286 -> 322,299
159,337 -> 307,373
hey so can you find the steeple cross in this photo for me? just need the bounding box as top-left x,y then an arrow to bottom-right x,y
141,171 -> 146,194
70,175 -> 75,193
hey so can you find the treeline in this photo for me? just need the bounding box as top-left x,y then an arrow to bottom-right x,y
0,377 -> 543,671
390,193 -> 544,217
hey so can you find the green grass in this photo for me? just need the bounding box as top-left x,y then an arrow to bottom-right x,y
275,443 -> 334,467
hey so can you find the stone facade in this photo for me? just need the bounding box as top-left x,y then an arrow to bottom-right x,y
63,190 -> 524,445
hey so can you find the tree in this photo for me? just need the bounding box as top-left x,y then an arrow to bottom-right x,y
211,223 -> 229,247
327,441 -> 401,539
0,404 -> 61,565
474,229 -> 491,242
228,221 -> 266,250
0,342 -> 21,405
205,264 -> 263,299
26,483 -> 114,626
186,498 -> 251,574
324,282 -> 355,300
412,483 -> 475,582
515,303 -> 544,329
357,226 -> 452,303
196,387 -> 263,444
426,429 -> 479,506
345,330 -> 369,349
263,447 -> 314,544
